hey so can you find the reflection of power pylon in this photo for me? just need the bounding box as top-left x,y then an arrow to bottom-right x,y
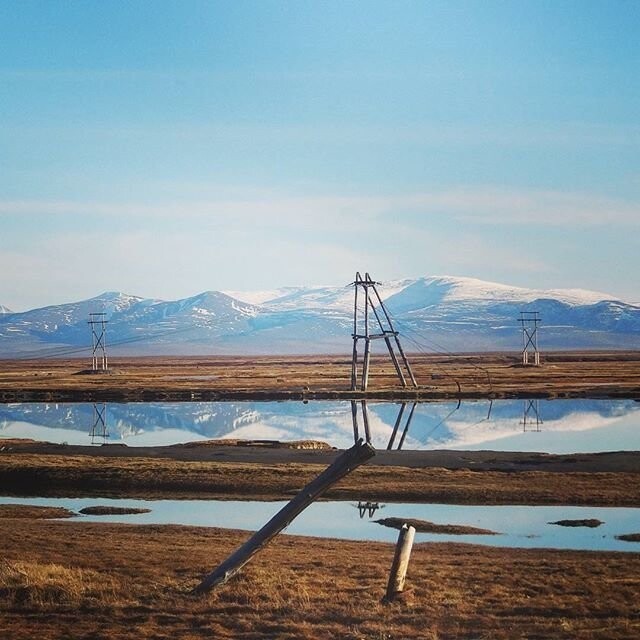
88,312 -> 109,371
386,402 -> 417,451
90,402 -> 109,444
518,311 -> 541,366
350,272 -> 417,391
351,400 -> 417,450
521,399 -> 543,432
351,400 -> 372,444
356,501 -> 384,519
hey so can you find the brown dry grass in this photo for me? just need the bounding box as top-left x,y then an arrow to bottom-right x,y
0,504 -> 74,519
375,517 -> 498,535
1,351 -> 639,400
0,560 -> 120,608
2,451 -> 639,506
1,515 -> 640,639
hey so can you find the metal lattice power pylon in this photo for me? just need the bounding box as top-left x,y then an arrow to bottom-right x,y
350,272 -> 417,391
88,312 -> 109,372
518,310 -> 541,366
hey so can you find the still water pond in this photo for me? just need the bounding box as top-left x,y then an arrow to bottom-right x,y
2,496 -> 639,553
1,398 -> 639,453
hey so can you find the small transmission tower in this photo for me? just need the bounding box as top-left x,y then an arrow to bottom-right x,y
350,272 -> 417,391
518,311 -> 541,366
88,312 -> 109,372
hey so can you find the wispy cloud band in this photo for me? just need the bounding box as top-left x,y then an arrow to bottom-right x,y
1,186 -> 638,228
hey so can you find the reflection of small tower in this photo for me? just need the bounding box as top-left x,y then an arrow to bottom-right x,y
521,399 -> 543,432
356,501 -> 383,519
351,272 -> 417,391
518,311 -> 541,366
88,313 -> 109,372
90,402 -> 109,444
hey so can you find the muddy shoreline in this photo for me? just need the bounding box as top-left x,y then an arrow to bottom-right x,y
2,439 -> 639,506
3,387 -> 640,403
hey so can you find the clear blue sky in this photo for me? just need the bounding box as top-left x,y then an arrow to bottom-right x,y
1,0 -> 638,310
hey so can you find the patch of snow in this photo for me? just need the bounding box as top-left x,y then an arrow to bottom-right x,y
427,275 -> 618,305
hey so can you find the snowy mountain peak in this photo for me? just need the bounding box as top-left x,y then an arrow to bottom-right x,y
223,287 -> 306,306
179,291 -> 260,315
0,304 -> 13,315
0,275 -> 636,355
386,275 -> 621,311
82,291 -> 156,318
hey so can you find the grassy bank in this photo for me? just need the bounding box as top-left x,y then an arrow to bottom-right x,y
1,511 -> 639,639
2,449 -> 640,506
1,351 -> 639,401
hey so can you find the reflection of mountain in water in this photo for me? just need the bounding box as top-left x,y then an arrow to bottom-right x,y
0,399 -> 638,450
0,402 -> 260,440
371,399 -> 640,450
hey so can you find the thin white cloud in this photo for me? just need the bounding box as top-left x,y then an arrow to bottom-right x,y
1,186 -> 638,228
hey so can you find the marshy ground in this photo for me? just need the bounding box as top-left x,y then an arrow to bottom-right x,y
1,508 -> 640,639
2,352 -> 640,637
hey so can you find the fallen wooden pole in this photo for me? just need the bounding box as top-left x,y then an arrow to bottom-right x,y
384,523 -> 416,602
193,439 -> 376,594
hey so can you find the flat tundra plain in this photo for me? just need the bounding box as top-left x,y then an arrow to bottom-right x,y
2,351 -> 640,639
1,351 -> 639,401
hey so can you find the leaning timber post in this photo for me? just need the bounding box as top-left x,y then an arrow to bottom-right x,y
384,523 -> 416,602
362,338 -> 372,391
351,276 -> 360,391
193,439 -> 376,594
351,337 -> 359,391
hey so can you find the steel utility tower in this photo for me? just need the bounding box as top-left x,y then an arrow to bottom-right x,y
88,312 -> 109,372
518,310 -> 541,366
350,272 -> 417,391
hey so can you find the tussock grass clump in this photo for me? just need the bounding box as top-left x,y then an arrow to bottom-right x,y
208,566 -> 311,615
0,560 -> 120,608
549,518 -> 603,528
78,506 -> 151,516
616,532 -> 640,542
376,517 -> 498,535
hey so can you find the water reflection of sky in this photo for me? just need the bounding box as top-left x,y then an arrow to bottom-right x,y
1,399 -> 639,454
1,496 -> 639,553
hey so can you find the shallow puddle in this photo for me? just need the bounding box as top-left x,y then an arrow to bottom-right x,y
2,496 -> 639,553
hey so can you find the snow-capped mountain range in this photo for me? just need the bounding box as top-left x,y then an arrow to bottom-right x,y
0,276 -> 638,356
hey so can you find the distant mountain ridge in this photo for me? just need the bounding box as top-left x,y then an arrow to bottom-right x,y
0,276 -> 638,356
